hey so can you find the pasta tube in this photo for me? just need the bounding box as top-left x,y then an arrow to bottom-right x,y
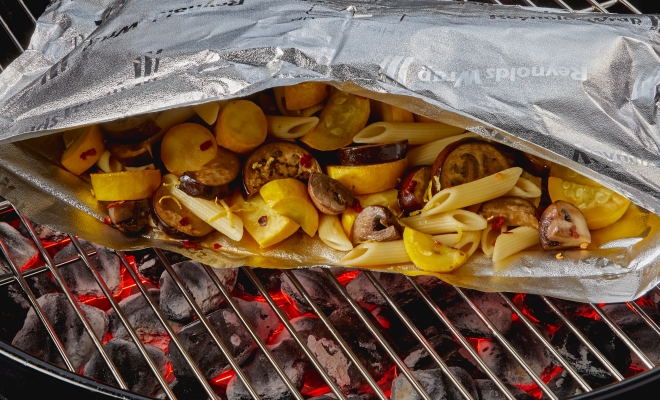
481,223 -> 500,257
266,116 -> 319,139
401,210 -> 486,235
318,214 -> 353,252
407,133 -> 478,166
433,231 -> 482,258
353,122 -> 466,145
422,167 -> 523,216
504,177 -> 541,198
339,240 -> 410,266
162,174 -> 243,241
492,226 -> 540,262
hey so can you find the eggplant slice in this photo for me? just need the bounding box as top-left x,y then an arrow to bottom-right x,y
178,147 -> 240,199
151,186 -> 214,238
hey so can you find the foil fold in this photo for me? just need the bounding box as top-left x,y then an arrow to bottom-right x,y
1,0 -> 660,302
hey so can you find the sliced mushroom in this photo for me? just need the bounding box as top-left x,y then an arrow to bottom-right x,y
352,206 -> 402,244
308,172 -> 355,215
479,197 -> 539,230
178,147 -> 240,199
107,200 -> 150,235
539,200 -> 591,250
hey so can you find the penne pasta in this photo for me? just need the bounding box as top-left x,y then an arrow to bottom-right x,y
481,223 -> 500,257
505,177 -> 542,198
521,171 -> 542,206
492,226 -> 540,262
401,210 -> 486,235
162,174 -> 243,241
433,231 -> 482,258
422,167 -> 523,216
339,240 -> 410,266
353,122 -> 466,145
273,87 -> 302,117
266,116 -> 319,139
407,133 -> 478,166
300,102 -> 325,117
318,214 -> 353,252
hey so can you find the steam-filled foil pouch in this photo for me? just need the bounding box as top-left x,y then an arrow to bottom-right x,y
1,0 -> 660,303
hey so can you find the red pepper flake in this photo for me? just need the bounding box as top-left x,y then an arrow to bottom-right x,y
352,199 -> 364,213
570,225 -> 579,239
213,243 -> 222,250
182,240 -> 201,250
299,154 -> 313,169
179,216 -> 191,226
434,240 -> 442,246
199,140 -> 213,151
103,216 -> 113,226
258,216 -> 268,226
491,216 -> 505,231
80,148 -> 97,160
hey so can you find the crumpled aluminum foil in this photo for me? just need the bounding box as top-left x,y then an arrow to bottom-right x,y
1,0 -> 660,302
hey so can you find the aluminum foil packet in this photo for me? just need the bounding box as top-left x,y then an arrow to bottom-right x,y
1,0 -> 660,302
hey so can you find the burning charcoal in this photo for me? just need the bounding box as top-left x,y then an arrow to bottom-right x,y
545,368 -> 580,399
370,306 -> 422,355
168,308 -> 256,380
226,339 -> 309,400
308,395 -> 375,400
234,267 -> 282,297
439,291 -> 512,338
18,220 -> 68,244
233,298 -> 280,341
601,304 -> 660,368
159,260 -> 237,322
84,338 -> 167,396
128,249 -> 163,286
551,316 -> 631,388
108,289 -> 181,351
478,321 -> 554,388
512,294 -> 563,331
346,271 -> 441,306
53,240 -> 121,299
0,272 -> 57,341
0,222 -> 38,269
403,333 -> 484,379
12,293 -> 108,369
475,379 -> 535,400
280,269 -> 346,315
390,367 -> 478,400
156,377 -> 214,400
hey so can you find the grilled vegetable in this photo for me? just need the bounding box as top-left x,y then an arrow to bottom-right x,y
99,113 -> 160,143
151,185 -> 214,238
432,141 -> 508,192
61,125 -> 105,175
90,170 -> 161,201
178,147 -> 240,199
215,100 -> 267,154
161,123 -> 218,176
398,166 -> 432,212
307,172 -> 355,215
337,140 -> 408,166
107,200 -> 150,235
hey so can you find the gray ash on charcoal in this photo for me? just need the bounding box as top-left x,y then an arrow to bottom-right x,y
226,338 -> 309,400
280,269 -> 346,315
390,367 -> 478,400
475,379 -> 535,400
233,297 -> 280,341
12,293 -> 108,369
18,220 -> 68,244
108,289 -> 180,351
169,308 -> 256,380
155,377 -> 215,400
53,240 -> 121,299
551,316 -> 631,388
308,395 -> 376,400
0,221 -> 38,270
129,249 -> 164,286
0,273 -> 57,342
234,267 -> 282,297
84,338 -> 167,396
437,290 -> 512,338
601,304 -> 660,369
370,306 -> 428,356
346,272 -> 440,307
159,260 -> 237,322
403,333 -> 484,379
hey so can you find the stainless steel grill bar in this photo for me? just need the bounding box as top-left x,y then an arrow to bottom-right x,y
586,0 -> 610,12
498,293 -> 592,392
362,271 -> 516,400
17,214 -> 129,390
541,296 -> 624,381
552,0 -> 575,11
115,250 -> 218,400
452,289 -> 559,399
322,269 -> 452,400
0,249 -> 99,287
153,249 -> 262,400
241,266 -> 347,400
282,270 -> 392,400
0,230 -> 76,372
579,0 -> 614,12
200,263 -> 304,400
16,0 -> 37,24
590,303 -> 654,369
626,301 -> 660,337
617,0 -> 642,13
0,15 -> 23,52
68,236 -> 172,397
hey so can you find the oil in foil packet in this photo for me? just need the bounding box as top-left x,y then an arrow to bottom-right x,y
1,0 -> 660,302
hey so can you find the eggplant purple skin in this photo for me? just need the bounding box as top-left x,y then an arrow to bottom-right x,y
149,199 -> 197,240
108,200 -> 150,235
178,174 -> 232,200
105,140 -> 154,167
100,116 -> 161,144
337,140 -> 408,166
398,165 -> 432,212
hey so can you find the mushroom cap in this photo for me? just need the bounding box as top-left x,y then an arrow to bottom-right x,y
308,172 -> 355,215
539,200 -> 591,250
479,197 -> 539,229
352,206 -> 402,244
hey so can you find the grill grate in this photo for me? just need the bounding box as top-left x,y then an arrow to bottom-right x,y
0,0 -> 659,399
